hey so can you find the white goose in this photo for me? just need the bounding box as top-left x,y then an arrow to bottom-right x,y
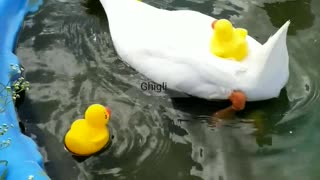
100,0 -> 290,115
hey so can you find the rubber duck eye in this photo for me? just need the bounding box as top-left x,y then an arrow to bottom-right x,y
105,114 -> 108,119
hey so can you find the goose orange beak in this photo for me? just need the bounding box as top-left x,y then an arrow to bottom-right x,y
229,91 -> 246,111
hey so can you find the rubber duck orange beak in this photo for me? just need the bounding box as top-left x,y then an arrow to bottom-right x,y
105,106 -> 111,116
211,20 -> 218,29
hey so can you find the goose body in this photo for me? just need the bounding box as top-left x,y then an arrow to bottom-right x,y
100,0 -> 290,101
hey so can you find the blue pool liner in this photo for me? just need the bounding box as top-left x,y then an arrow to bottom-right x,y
0,0 -> 50,179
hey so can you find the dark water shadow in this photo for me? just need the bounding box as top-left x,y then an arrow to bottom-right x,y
82,0 -> 108,22
238,90 -> 290,147
262,0 -> 314,35
168,89 -> 290,147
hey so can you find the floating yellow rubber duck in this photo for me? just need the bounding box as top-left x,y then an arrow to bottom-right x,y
64,104 -> 111,156
210,19 -> 248,61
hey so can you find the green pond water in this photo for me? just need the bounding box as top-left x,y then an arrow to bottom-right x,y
16,0 -> 320,179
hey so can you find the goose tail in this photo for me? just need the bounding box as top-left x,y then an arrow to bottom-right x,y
260,20 -> 290,85
244,21 -> 290,100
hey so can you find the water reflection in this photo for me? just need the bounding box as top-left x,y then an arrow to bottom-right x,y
240,90 -> 290,147
262,0 -> 314,35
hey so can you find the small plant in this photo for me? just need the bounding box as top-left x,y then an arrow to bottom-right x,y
0,63 -> 25,179
28,175 -> 34,180
0,64 -> 30,112
0,124 -> 13,149
0,123 -> 13,179
0,63 -> 28,178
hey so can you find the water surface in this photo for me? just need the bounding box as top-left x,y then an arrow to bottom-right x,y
16,0 -> 320,179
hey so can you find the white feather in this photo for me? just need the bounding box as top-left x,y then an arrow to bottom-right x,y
100,0 -> 290,101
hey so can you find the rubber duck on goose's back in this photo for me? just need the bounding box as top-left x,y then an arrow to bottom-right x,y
210,19 -> 249,61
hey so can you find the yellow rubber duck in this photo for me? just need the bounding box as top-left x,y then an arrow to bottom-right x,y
64,104 -> 111,156
210,19 -> 248,61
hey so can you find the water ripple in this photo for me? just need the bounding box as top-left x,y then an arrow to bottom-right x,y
15,0 -> 320,180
